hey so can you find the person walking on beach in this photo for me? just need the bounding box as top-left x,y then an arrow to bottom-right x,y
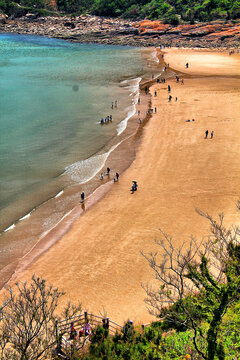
107,167 -> 110,176
181,79 -> 184,85
205,130 -> 209,139
186,62 -> 189,68
168,85 -> 171,92
169,95 -> 172,102
211,131 -> 214,139
154,90 -> 157,97
155,107 -> 157,113
114,172 -> 119,182
80,191 -> 85,203
130,181 -> 138,194
175,97 -> 178,101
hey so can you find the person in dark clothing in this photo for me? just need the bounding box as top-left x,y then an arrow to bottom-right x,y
168,85 -> 171,92
169,95 -> 172,102
107,167 -> 110,175
80,192 -> 85,202
205,130 -> 209,139
133,181 -> 138,191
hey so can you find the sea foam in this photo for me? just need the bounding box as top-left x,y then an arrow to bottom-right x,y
117,77 -> 141,136
64,142 -> 122,184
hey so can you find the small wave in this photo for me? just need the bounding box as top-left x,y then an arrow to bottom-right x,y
64,142 -> 122,184
117,106 -> 136,136
19,212 -> 31,221
121,77 -> 141,95
4,224 -> 15,232
117,77 -> 141,136
152,49 -> 159,64
55,190 -> 64,198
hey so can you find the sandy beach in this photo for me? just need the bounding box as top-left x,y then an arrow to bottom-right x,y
2,48 -> 240,326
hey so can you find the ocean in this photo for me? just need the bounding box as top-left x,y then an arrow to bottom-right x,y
0,33 -> 159,286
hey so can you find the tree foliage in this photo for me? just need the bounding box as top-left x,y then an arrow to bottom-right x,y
0,275 -> 81,360
1,0 -> 239,21
142,211 -> 240,360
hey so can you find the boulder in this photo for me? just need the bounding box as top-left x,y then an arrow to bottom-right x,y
64,21 -> 75,29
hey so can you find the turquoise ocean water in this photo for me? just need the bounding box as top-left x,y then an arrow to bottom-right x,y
0,33 -> 161,285
0,33 -> 151,232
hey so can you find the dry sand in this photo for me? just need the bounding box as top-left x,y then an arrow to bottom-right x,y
3,49 -> 240,326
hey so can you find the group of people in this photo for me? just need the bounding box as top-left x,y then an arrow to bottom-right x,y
99,99 -> 118,125
165,75 -> 184,102
205,130 -> 214,139
100,115 -> 112,124
157,78 -> 166,84
229,50 -> 239,55
70,322 -> 90,341
111,100 -> 118,109
100,167 -> 119,183
80,167 -> 120,204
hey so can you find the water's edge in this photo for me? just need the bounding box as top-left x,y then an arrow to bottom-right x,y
0,45 -> 169,290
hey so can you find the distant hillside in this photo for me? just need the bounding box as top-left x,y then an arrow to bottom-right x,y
1,0 -> 240,23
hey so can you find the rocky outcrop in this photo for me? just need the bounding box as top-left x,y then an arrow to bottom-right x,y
136,20 -> 240,46
0,15 -> 239,48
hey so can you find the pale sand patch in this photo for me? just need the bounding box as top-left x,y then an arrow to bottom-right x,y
164,48 -> 240,76
2,50 -> 240,326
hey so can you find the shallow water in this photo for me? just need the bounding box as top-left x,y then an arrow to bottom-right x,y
0,34 -> 163,287
0,33 -> 147,231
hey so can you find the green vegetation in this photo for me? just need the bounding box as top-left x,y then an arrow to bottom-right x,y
0,212 -> 239,359
79,212 -> 239,360
0,0 -> 57,17
0,0 -> 239,22
76,307 -> 240,359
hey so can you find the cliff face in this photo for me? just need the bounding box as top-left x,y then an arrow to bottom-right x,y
0,16 -> 239,48
136,20 -> 240,45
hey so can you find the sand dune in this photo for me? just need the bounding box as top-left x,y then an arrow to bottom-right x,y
3,49 -> 240,326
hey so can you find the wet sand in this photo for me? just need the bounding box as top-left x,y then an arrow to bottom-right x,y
2,49 -> 240,325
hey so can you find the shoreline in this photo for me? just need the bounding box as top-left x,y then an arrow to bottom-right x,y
0,16 -> 240,48
1,47 -> 240,325
0,46 -> 163,290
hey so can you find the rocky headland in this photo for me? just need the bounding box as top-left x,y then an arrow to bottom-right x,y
0,14 -> 240,48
